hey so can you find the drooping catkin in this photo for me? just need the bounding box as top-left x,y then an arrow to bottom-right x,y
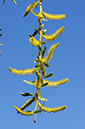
42,11 -> 66,20
9,67 -> 37,75
14,106 -> 34,116
41,43 -> 59,63
42,26 -> 64,41
42,78 -> 69,87
38,102 -> 67,113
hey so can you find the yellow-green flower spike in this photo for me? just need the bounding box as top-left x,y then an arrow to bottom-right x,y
9,67 -> 37,75
14,106 -> 34,116
23,1 -> 39,17
38,102 -> 67,113
0,44 -> 4,46
29,36 -> 41,46
42,11 -> 66,20
42,26 -> 64,41
12,0 -> 17,5
41,43 -> 59,63
42,78 -> 69,87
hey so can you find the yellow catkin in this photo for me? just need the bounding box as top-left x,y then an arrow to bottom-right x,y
42,11 -> 66,20
14,106 -> 34,116
38,102 -> 67,113
0,44 -> 3,46
42,78 -> 69,87
41,43 -> 59,63
9,67 -> 37,75
29,36 -> 41,46
42,26 -> 64,41
23,1 -> 39,17
18,96 -> 35,112
12,0 -> 17,4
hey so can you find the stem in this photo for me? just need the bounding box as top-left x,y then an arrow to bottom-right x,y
34,90 -> 38,123
34,2 -> 42,123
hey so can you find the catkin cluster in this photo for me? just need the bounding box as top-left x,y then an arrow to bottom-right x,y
9,0 -> 69,123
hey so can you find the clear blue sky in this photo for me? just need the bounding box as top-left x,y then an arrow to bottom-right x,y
0,0 -> 85,129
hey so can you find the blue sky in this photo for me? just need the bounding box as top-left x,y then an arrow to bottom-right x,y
0,0 -> 85,129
